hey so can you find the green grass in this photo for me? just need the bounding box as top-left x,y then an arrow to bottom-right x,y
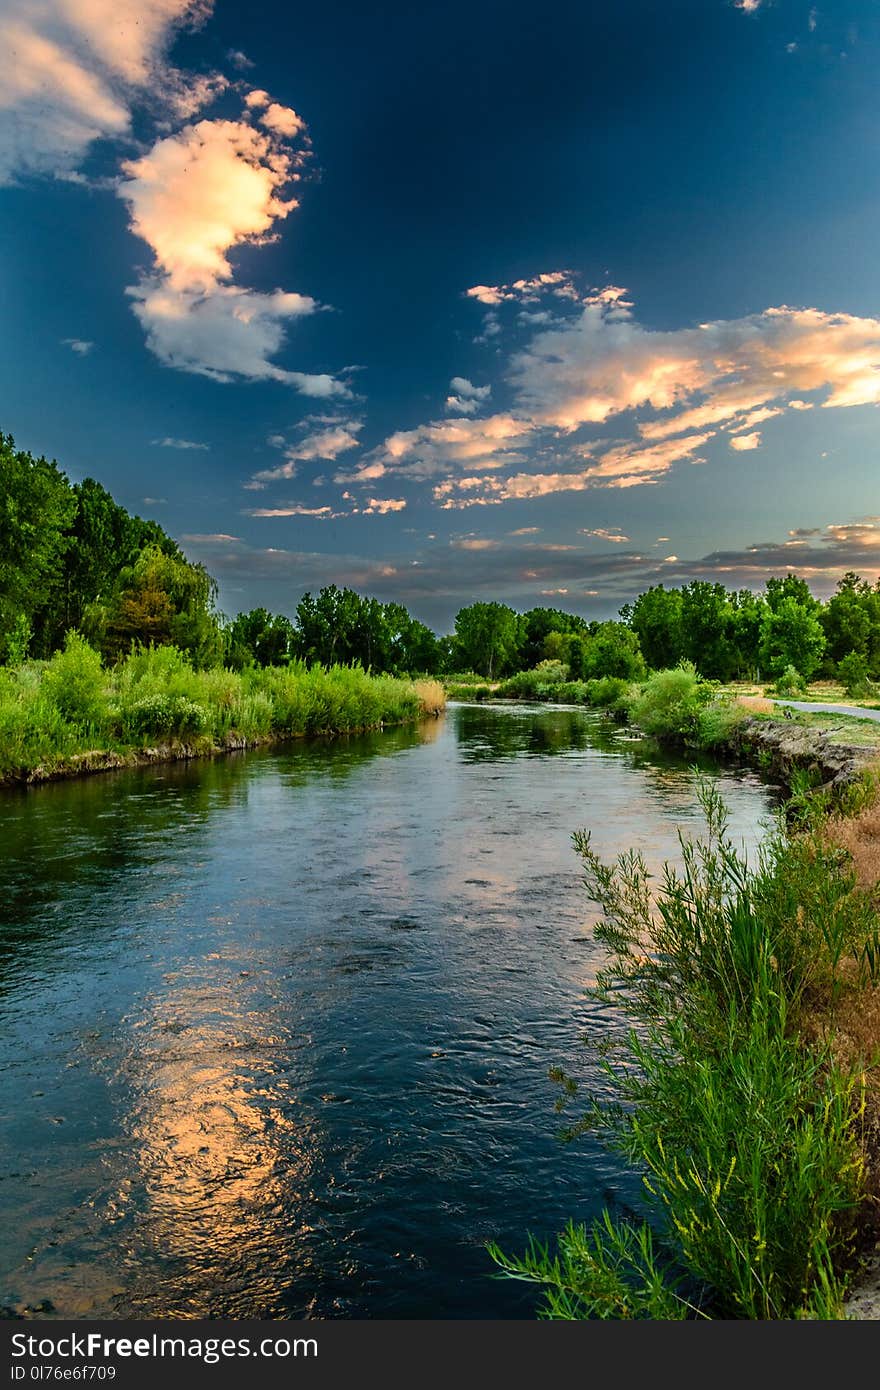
0,633 -> 444,782
490,780 -> 880,1319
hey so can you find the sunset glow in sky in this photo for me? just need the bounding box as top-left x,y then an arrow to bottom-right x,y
2,0 -> 880,627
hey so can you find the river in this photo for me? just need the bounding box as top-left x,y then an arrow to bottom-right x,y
0,702 -> 777,1319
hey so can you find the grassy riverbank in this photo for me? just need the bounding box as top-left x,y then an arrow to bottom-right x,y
0,633 -> 445,785
483,666 -> 880,1318
491,774 -> 880,1318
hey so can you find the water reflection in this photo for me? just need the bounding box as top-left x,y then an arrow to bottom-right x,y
0,705 -> 778,1319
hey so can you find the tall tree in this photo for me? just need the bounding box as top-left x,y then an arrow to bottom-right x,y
453,602 -> 522,678
0,433 -> 76,660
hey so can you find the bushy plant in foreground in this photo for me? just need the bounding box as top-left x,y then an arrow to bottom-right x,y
491,783 -> 879,1319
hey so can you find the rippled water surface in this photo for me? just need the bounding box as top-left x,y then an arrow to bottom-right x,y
0,703 -> 777,1319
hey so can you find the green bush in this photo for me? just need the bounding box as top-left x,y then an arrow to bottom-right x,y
125,693 -> 208,739
772,664 -> 807,697
628,662 -> 711,741
41,631 -> 107,728
696,697 -> 749,750
837,652 -> 873,701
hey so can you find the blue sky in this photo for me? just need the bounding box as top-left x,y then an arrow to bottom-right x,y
2,0 -> 880,629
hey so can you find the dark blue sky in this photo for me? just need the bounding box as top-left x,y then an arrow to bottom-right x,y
3,0 -> 880,628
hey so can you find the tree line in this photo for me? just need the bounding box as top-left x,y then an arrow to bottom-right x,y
3,432 -> 880,685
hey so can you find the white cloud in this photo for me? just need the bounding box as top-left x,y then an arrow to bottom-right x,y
367,414 -> 534,480
247,504 -> 336,518
259,103 -> 306,138
182,532 -> 239,542
249,422 -> 363,484
120,109 -> 347,393
363,497 -> 407,515
61,337 -> 94,355
581,528 -> 630,543
0,0 -> 215,183
729,431 -> 761,451
152,436 -> 209,449
445,376 -> 492,414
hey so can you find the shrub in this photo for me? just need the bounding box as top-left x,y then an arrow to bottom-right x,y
772,664 -> 807,697
40,631 -> 107,728
628,662 -> 711,741
837,652 -> 873,701
125,693 -> 208,739
696,697 -> 749,750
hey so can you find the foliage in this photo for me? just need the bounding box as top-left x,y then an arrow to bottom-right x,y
772,664 -> 807,697
0,433 -> 76,660
492,784 -> 879,1319
837,651 -> 874,701
0,639 -> 444,781
628,663 -> 712,741
760,597 -> 826,680
453,602 -> 522,679
695,697 -> 750,749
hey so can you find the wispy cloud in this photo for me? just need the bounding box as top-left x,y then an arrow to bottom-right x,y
61,338 -> 94,356
249,421 -> 363,486
369,279 -> 880,508
152,436 -> 209,450
581,528 -> 631,543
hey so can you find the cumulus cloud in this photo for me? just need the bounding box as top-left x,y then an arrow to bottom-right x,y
466,271 -> 583,307
375,281 -> 880,510
120,109 -> 347,393
445,376 -> 492,414
61,337 -> 94,355
0,0 -> 216,183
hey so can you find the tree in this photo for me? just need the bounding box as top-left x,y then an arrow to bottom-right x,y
821,572 -> 880,675
729,589 -> 768,681
0,433 -> 76,660
624,586 -> 685,671
225,608 -> 295,668
765,573 -> 819,614
453,602 -> 522,678
520,607 -> 587,670
679,582 -> 737,680
759,596 -> 826,680
89,545 -> 222,666
581,622 -> 646,680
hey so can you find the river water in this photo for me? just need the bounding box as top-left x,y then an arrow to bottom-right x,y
0,703 -> 777,1319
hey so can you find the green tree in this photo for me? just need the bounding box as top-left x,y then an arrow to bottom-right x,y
225,608 -> 295,668
759,596 -> 826,680
581,621 -> 645,680
624,586 -> 685,671
679,582 -> 737,680
90,545 -> 222,666
821,572 -> 880,675
520,607 -> 587,670
453,602 -> 522,678
0,433 -> 76,659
